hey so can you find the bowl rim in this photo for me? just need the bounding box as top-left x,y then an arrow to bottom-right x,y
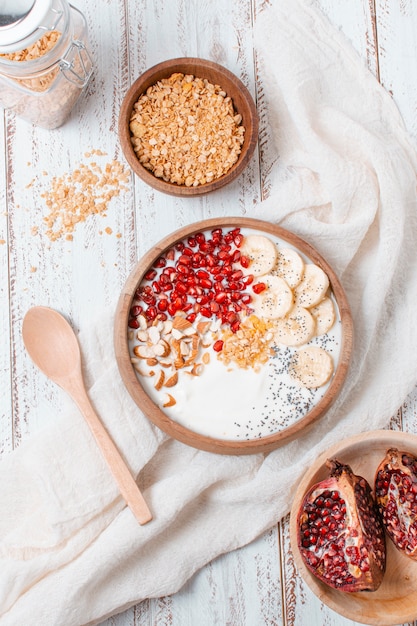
118,57 -> 259,197
114,216 -> 353,455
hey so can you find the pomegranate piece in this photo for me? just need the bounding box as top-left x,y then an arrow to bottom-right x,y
297,459 -> 386,592
375,447 -> 417,560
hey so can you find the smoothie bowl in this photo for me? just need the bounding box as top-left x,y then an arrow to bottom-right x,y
114,217 -> 353,455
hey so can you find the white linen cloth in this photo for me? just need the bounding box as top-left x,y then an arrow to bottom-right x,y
2,1 -> 417,623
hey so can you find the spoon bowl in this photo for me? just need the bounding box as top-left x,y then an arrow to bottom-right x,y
22,306 -> 152,525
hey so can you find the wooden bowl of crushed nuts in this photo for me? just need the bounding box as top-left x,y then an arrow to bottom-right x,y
114,217 -> 353,455
118,58 -> 259,196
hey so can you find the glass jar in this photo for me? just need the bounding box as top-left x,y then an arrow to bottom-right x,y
0,0 -> 93,129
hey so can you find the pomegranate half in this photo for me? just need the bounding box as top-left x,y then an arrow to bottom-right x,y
375,447 -> 417,560
297,459 -> 386,592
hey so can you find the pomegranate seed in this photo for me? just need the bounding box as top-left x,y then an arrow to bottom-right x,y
178,254 -> 191,265
192,253 -> 203,266
243,274 -> 254,285
166,248 -> 175,261
232,250 -> 241,263
161,282 -> 173,292
215,291 -> 227,303
182,303 -> 193,312
210,301 -> 220,313
187,236 -> 197,247
151,280 -> 162,294
240,255 -> 250,268
230,320 -> 240,333
176,282 -> 188,295
241,294 -> 252,305
213,339 -> 224,352
199,278 -> 213,289
153,257 -> 166,268
253,282 -> 266,294
175,242 -> 184,251
182,247 -> 193,257
128,318 -> 139,329
130,305 -> 143,317
218,250 -> 230,261
231,269 -> 243,281
200,307 -> 212,318
144,269 -> 157,281
206,254 -> 218,267
146,306 -> 157,320
176,263 -> 190,275
157,299 -> 168,312
234,233 -> 244,247
186,312 -> 197,323
167,303 -> 177,316
156,312 -> 168,321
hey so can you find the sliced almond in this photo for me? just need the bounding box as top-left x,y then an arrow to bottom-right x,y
173,316 -> 194,332
191,362 -> 204,376
163,393 -> 176,407
180,340 -> 190,356
202,352 -> 210,364
137,329 -> 149,342
137,314 -> 147,330
154,369 -> 165,390
148,325 -> 161,344
133,344 -> 155,359
164,371 -> 178,387
197,320 -> 211,334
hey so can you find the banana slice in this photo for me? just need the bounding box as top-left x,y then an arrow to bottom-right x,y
272,306 -> 315,346
252,274 -> 293,319
294,264 -> 329,308
239,234 -> 278,276
275,248 -> 305,288
289,346 -> 334,388
309,296 -> 336,335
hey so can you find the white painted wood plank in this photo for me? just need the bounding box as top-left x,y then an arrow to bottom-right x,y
375,0 -> 417,144
0,111 -> 13,455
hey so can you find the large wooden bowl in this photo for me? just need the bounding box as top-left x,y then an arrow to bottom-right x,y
114,217 -> 353,455
289,430 -> 417,625
118,58 -> 258,196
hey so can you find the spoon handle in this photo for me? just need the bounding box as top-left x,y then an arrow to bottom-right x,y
70,377 -> 152,525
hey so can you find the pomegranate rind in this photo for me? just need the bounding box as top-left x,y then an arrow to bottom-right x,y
297,459 -> 386,593
375,447 -> 417,561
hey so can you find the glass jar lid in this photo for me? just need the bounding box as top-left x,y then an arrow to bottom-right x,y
0,0 -> 60,53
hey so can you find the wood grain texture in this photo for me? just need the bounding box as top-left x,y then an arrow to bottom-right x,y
1,0 -> 416,624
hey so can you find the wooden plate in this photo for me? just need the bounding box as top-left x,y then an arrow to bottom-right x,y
289,429 -> 417,625
114,217 -> 353,455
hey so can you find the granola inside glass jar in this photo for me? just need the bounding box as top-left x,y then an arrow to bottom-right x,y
0,0 -> 93,128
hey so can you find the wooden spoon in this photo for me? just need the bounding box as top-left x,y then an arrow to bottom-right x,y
22,305 -> 152,525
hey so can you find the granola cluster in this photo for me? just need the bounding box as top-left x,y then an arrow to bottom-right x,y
0,31 -> 61,92
129,72 -> 245,187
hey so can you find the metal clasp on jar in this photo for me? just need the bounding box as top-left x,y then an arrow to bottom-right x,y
59,40 -> 93,87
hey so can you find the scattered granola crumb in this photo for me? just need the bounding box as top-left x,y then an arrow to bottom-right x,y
0,239 -> 5,245
40,156 -> 130,241
105,226 -> 113,235
31,226 -> 39,236
30,266 -> 37,273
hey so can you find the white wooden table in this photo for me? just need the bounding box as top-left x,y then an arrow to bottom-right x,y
1,1 -> 416,625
